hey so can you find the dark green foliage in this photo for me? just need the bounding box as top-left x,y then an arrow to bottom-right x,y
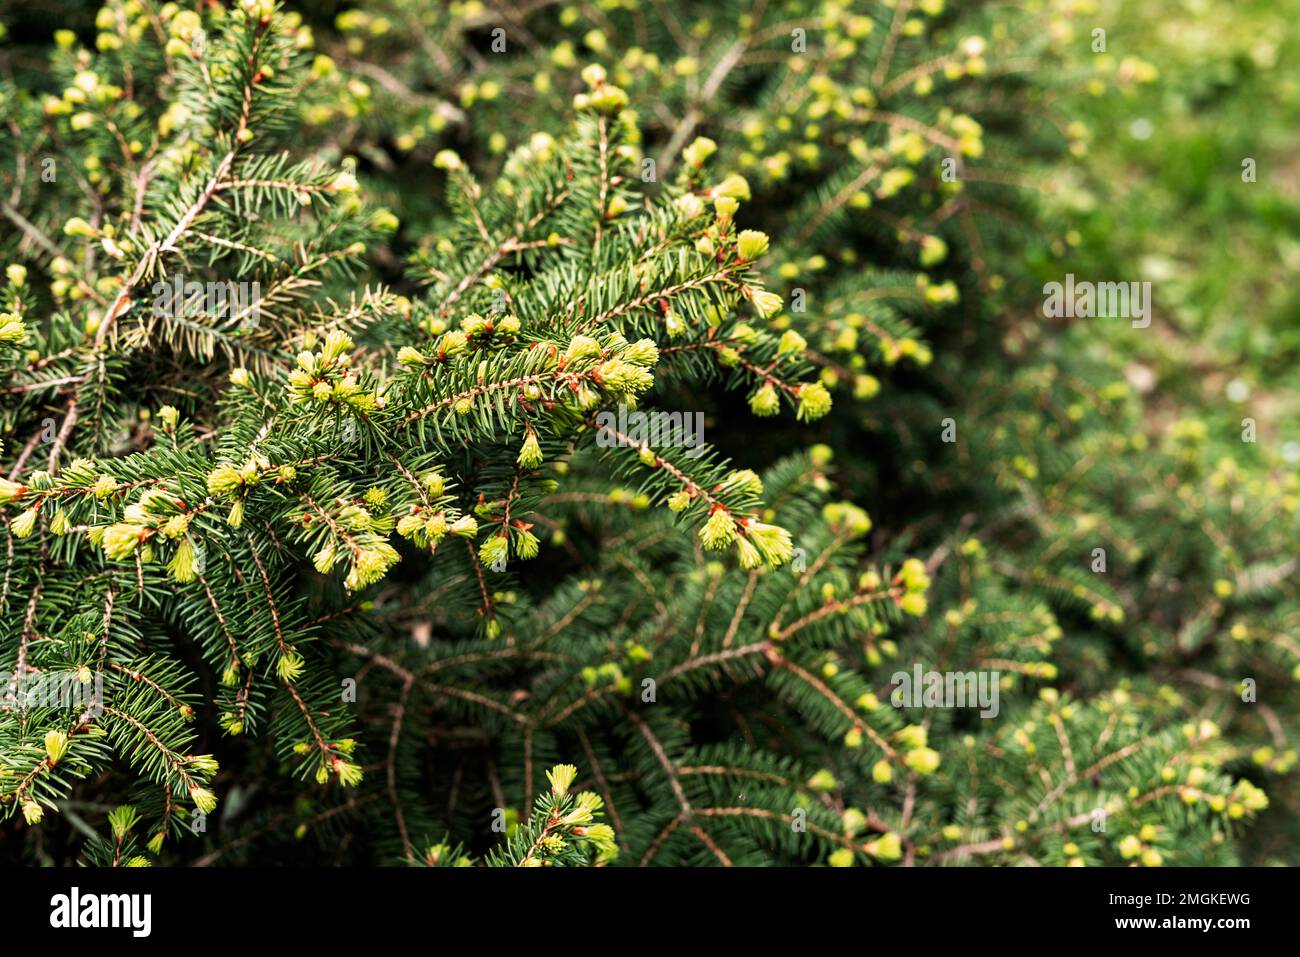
0,0 -> 1292,868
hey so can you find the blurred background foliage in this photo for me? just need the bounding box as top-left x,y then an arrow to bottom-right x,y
0,0 -> 1295,863
1013,0 -> 1300,862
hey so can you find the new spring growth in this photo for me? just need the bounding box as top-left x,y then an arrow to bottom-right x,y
736,519 -> 795,569
0,478 -> 26,509
49,509 -> 71,535
96,488 -> 200,572
101,523 -> 145,560
518,428 -> 543,469
807,769 -> 837,791
108,806 -> 139,842
449,515 -> 478,538
343,540 -> 400,593
699,507 -> 737,550
736,230 -> 770,262
304,496 -> 405,591
547,763 -> 578,799
716,469 -> 764,498
904,746 -> 942,775
560,790 -> 604,828
697,483 -> 794,569
796,382 -> 833,421
828,848 -> 855,867
330,758 -> 364,787
673,192 -> 706,222
479,534 -> 509,568
573,63 -> 628,115
745,285 -> 784,319
11,506 -> 39,539
890,723 -> 941,776
682,136 -> 717,169
286,329 -> 378,413
864,832 -> 903,861
475,508 -> 540,566
558,333 -> 659,410
746,330 -> 804,412
778,330 -> 807,357
276,653 -> 305,681
461,312 -> 521,348
167,538 -> 198,582
187,754 -> 220,776
0,307 -> 27,346
823,501 -> 873,538
397,345 -> 426,366
395,472 -> 459,555
582,823 -> 619,863
896,557 -> 932,616
238,0 -> 277,23
749,384 -> 780,416
44,730 -> 69,766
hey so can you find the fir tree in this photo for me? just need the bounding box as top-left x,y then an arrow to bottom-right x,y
0,0 -> 1290,868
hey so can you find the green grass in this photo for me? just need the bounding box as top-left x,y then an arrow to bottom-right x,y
1049,0 -> 1300,392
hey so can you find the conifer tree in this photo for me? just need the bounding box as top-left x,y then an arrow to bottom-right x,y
0,0 -> 1289,868
3,0 -> 832,864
